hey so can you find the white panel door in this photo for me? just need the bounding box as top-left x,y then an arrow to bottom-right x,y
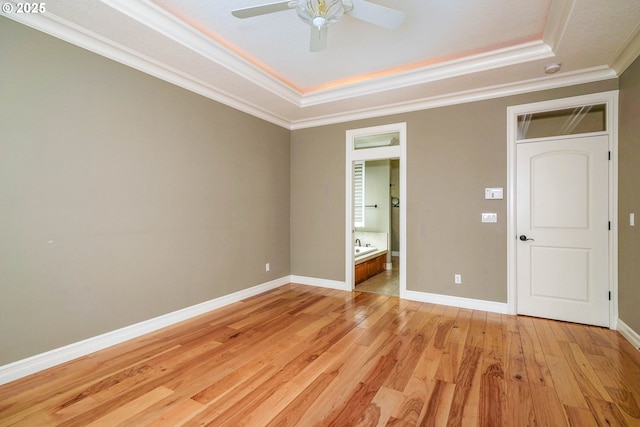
516,135 -> 609,326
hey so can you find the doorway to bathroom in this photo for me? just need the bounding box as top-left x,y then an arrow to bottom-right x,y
345,123 -> 406,297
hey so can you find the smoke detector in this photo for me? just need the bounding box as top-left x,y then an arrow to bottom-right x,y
544,63 -> 562,74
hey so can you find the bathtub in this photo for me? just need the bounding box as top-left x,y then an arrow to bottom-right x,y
354,246 -> 377,258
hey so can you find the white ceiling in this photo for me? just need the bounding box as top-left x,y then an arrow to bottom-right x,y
4,0 -> 640,129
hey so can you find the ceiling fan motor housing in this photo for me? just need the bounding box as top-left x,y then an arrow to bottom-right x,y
232,0 -> 405,52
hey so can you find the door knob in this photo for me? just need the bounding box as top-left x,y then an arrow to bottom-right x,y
519,235 -> 535,241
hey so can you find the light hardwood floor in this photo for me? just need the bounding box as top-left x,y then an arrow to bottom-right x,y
1,283 -> 639,426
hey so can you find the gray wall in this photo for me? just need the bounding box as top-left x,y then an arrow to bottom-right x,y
291,80 -> 618,303
619,55 -> 640,334
0,17 -> 290,365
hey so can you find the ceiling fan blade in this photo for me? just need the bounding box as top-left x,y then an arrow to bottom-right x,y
346,0 -> 405,30
231,1 -> 293,19
310,26 -> 328,52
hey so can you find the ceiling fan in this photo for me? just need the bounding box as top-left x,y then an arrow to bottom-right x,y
231,0 -> 405,52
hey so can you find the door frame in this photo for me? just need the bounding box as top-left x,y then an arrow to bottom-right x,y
506,91 -> 619,328
345,122 -> 407,297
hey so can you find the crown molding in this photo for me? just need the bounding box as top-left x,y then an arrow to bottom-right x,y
301,41 -> 554,107
611,22 -> 640,75
1,6 -> 292,128
100,0 -> 302,105
543,0 -> 574,52
100,0 -> 557,111
1,1 -> 626,131
290,66 -> 617,130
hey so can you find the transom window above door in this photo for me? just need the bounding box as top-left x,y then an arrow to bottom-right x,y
517,103 -> 607,140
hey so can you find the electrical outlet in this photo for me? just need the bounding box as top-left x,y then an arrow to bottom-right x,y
454,274 -> 462,284
265,263 -> 270,272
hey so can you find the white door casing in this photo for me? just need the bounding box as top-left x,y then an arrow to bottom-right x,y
507,90 -> 618,328
516,135 -> 609,326
345,123 -> 406,296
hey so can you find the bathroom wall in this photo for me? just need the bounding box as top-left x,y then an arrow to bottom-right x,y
357,160 -> 390,233
0,17 -> 290,365
353,232 -> 388,251
390,159 -> 400,254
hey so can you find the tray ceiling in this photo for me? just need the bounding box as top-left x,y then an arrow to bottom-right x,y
3,0 -> 640,128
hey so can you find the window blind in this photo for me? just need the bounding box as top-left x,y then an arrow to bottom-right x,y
354,161 -> 365,227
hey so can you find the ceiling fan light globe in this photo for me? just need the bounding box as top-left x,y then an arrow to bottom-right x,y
312,16 -> 327,29
295,0 -> 344,28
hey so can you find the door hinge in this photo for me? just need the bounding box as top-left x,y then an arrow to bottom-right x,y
609,291 -> 611,301
608,221 -> 611,230
608,151 -> 611,160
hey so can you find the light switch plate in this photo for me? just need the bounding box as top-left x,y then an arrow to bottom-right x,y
485,188 -> 504,199
482,213 -> 498,223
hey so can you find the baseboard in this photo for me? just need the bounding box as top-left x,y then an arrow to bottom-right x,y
0,276 -> 290,386
402,290 -> 508,314
289,275 -> 347,291
617,319 -> 640,350
385,263 -> 393,270
288,276 -> 508,315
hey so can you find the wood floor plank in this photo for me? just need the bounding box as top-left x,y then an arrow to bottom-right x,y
447,310 -> 486,427
323,341 -> 402,426
529,383 -> 569,427
562,322 -> 606,356
1,284 -> 640,426
600,346 -> 640,397
533,318 -> 564,357
201,321 -> 373,425
545,354 -> 590,410
85,386 -> 174,427
559,341 -> 611,401
265,370 -> 340,427
585,395 -> 630,427
355,386 -> 404,427
144,398 -> 205,427
564,405 -> 599,427
605,387 -> 640,424
235,325 -> 370,426
187,364 -> 282,426
382,313 -> 430,391
479,312 -> 505,427
505,330 -> 528,383
434,308 -> 471,384
417,379 -> 456,427
391,311 -> 453,425
548,318 -> 574,343
587,353 -> 640,425
0,342 -> 181,423
504,380 -> 536,427
391,376 -> 429,426
518,316 -> 554,387
292,330 -> 400,426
